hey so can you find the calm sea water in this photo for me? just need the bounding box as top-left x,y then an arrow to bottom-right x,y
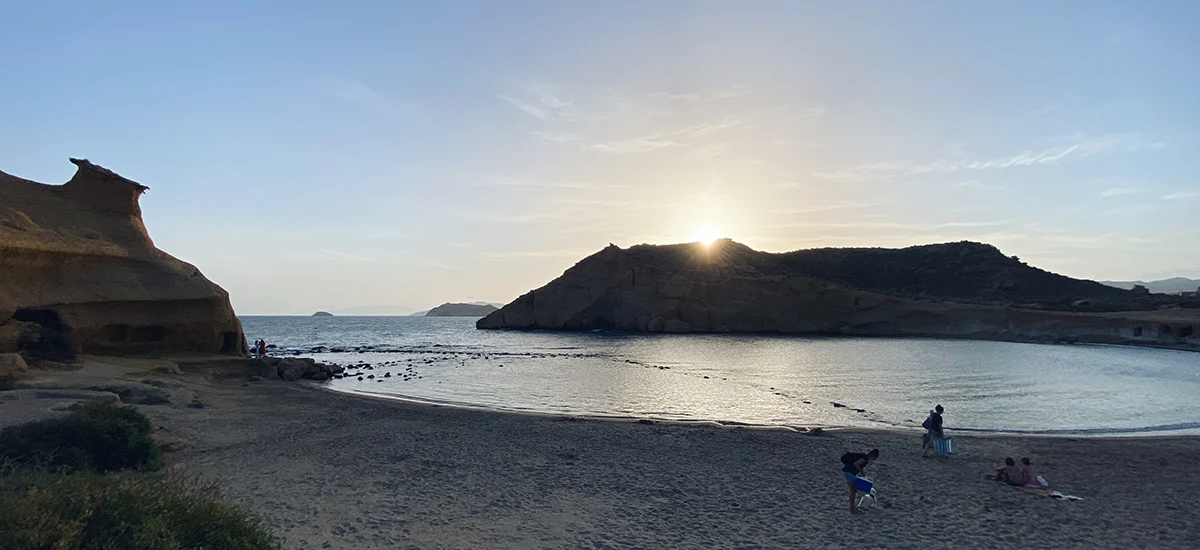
240,316 -> 1200,435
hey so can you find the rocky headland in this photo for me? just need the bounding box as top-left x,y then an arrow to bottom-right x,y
0,158 -> 247,358
426,302 -> 499,317
478,239 -> 1200,351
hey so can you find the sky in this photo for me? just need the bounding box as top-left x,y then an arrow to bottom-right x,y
2,1 -> 1198,314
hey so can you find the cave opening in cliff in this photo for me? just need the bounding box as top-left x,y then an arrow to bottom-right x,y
99,324 -> 132,342
220,331 -> 240,354
129,325 -> 168,343
12,308 -> 64,331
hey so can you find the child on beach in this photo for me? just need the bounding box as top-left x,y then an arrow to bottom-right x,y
841,448 -> 879,514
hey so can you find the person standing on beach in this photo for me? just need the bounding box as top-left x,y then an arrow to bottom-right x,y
841,449 -> 879,514
257,339 -> 267,358
922,405 -> 945,456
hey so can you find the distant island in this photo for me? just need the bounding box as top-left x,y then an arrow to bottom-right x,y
478,239 -> 1200,351
1100,277 -> 1200,295
311,311 -> 334,317
426,303 -> 500,317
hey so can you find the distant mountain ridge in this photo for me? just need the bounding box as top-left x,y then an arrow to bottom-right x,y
425,302 -> 500,317
479,240 -> 1200,351
1100,277 -> 1200,294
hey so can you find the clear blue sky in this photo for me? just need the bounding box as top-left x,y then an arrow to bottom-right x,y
2,1 -> 1198,314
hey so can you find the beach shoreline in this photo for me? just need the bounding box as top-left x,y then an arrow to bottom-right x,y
323,383 -> 1200,439
9,357 -> 1200,548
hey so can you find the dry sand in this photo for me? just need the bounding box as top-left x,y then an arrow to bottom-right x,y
7,357 -> 1200,549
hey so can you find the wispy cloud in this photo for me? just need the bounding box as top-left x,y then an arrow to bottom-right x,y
531,131 -> 583,143
500,95 -> 550,121
582,136 -> 680,154
814,134 -> 1164,182
475,176 -> 630,191
668,118 -> 745,137
761,219 -> 1014,232
304,249 -> 380,262
768,201 -> 879,215
468,212 -> 567,224
427,262 -> 466,272
581,118 -> 744,154
1162,190 -> 1200,200
686,143 -> 731,160
484,248 -> 598,259
1101,187 -> 1144,198
498,83 -> 611,123
950,181 -> 1005,191
645,91 -> 703,101
317,77 -> 410,115
525,84 -> 573,109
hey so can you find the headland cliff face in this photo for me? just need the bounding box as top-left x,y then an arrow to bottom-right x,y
478,240 -> 1200,351
0,159 -> 246,356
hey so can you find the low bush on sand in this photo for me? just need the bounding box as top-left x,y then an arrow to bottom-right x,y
0,401 -> 162,473
0,467 -> 282,550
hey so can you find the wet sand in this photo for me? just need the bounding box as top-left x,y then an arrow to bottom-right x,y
11,357 -> 1200,549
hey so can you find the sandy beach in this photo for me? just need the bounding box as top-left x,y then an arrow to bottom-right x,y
7,357 -> 1199,549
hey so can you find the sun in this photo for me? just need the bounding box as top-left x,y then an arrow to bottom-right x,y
690,226 -> 722,246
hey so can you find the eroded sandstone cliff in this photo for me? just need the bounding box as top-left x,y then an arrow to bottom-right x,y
478,240 -> 1200,351
0,158 -> 246,356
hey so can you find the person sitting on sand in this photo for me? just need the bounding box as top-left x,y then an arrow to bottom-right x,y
995,457 -> 1027,486
1019,457 -> 1041,486
841,448 -> 879,515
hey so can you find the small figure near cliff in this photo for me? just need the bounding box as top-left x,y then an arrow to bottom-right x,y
257,339 -> 268,358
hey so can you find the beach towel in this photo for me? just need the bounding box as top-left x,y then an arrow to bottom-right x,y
1024,475 -> 1049,489
1020,487 -> 1082,501
1001,476 -> 1082,501
934,437 -> 953,454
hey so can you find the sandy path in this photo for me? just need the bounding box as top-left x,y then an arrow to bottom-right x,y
127,376 -> 1199,550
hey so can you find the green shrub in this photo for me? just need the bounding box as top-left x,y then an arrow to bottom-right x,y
0,402 -> 162,473
0,468 -> 282,550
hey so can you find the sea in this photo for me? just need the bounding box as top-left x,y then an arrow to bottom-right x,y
240,316 -> 1200,436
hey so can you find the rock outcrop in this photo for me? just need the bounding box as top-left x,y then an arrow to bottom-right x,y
0,353 -> 29,384
426,303 -> 499,317
0,159 -> 247,356
312,311 -> 334,317
248,357 -> 344,381
478,240 -> 1200,351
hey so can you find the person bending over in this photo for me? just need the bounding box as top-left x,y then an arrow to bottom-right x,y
841,448 -> 880,514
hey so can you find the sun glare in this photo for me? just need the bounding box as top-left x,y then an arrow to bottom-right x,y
691,226 -> 721,246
